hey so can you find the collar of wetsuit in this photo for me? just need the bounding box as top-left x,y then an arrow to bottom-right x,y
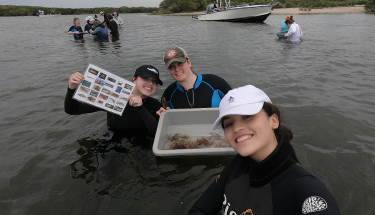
176,74 -> 202,92
247,137 -> 299,188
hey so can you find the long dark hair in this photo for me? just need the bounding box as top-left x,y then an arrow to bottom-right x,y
285,16 -> 295,25
262,102 -> 293,142
220,102 -> 293,143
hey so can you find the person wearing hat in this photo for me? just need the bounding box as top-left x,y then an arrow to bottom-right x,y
99,11 -> 110,25
281,15 -> 291,31
188,85 -> 341,215
84,16 -> 95,33
113,12 -> 124,26
64,65 -> 163,134
156,47 -> 231,114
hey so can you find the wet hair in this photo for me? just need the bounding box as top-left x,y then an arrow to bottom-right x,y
73,17 -> 79,24
220,102 -> 293,143
262,102 -> 293,142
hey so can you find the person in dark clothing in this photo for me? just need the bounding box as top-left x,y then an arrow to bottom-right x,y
106,14 -> 119,38
84,16 -> 95,33
188,85 -> 341,215
67,17 -> 84,40
90,22 -> 109,40
65,65 -> 163,134
157,47 -> 231,115
100,11 -> 110,25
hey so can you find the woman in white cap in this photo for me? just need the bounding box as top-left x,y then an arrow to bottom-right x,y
157,46 -> 231,114
188,85 -> 340,215
84,16 -> 95,33
65,65 -> 163,134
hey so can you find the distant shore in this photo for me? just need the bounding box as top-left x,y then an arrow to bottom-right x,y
165,5 -> 366,16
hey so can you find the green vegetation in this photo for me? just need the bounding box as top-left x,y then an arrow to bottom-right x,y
0,5 -> 158,16
365,0 -> 375,11
1,0 -> 372,16
154,0 -> 370,14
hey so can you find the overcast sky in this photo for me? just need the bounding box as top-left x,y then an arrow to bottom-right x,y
0,0 -> 162,8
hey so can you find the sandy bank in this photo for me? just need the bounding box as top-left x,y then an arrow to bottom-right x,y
164,5 -> 366,16
271,5 -> 365,14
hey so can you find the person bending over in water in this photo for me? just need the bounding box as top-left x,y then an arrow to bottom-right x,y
65,65 -> 163,134
285,16 -> 303,42
281,15 -> 291,31
89,22 -> 109,40
157,47 -> 231,115
188,85 -> 340,215
67,18 -> 84,40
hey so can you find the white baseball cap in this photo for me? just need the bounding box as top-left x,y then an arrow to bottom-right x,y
213,85 -> 272,130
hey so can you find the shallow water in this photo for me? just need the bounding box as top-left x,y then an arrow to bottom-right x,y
0,13 -> 374,214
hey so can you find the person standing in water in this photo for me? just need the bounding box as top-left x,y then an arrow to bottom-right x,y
113,12 -> 124,26
157,47 -> 231,114
285,16 -> 303,42
65,65 -> 163,134
67,18 -> 84,40
188,85 -> 340,215
281,15 -> 291,31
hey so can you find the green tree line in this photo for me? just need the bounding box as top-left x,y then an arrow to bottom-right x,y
1,0 -> 374,16
0,5 -> 158,16
155,0 -> 374,14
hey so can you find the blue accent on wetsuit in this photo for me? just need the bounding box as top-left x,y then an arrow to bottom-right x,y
165,74 -> 229,109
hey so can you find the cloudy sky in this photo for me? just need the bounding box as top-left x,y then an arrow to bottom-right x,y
0,0 -> 162,8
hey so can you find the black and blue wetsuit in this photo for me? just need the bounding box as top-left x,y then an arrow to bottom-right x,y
188,138 -> 341,215
84,24 -> 92,32
68,25 -> 83,40
162,74 -> 231,109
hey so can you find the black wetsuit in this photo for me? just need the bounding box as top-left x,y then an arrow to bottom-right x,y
64,88 -> 161,134
68,25 -> 83,40
162,74 -> 231,109
188,138 -> 341,215
107,20 -> 119,37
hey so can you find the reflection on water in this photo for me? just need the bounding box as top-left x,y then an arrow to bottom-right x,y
70,129 -> 232,201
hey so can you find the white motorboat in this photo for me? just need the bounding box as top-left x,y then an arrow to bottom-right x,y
196,0 -> 274,22
38,10 -> 61,17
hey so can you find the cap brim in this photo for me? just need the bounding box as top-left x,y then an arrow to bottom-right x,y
165,57 -> 186,69
212,102 -> 264,130
137,74 -> 163,86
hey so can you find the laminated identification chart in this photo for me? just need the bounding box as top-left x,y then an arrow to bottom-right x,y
73,64 -> 135,116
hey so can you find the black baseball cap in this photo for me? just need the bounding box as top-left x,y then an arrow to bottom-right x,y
134,65 -> 163,85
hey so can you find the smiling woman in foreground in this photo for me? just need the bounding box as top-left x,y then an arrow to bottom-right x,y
188,85 -> 340,215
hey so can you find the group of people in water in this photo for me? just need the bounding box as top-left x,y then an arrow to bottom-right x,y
67,11 -> 123,40
281,15 -> 303,42
65,44 -> 338,214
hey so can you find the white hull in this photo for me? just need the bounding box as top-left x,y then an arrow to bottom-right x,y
198,5 -> 272,22
39,14 -> 61,17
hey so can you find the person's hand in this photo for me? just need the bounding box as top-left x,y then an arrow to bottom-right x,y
156,107 -> 170,116
68,72 -> 84,89
127,94 -> 142,107
89,29 -> 93,33
84,30 -> 88,34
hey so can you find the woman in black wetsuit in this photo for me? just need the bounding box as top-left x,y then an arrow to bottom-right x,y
188,85 -> 340,215
64,65 -> 163,134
